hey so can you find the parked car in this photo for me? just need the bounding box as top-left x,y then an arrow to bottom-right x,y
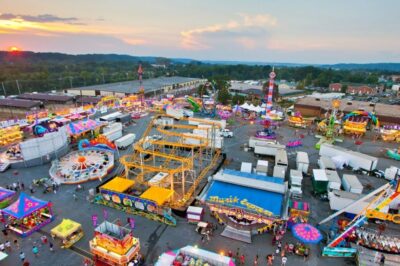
219,129 -> 233,138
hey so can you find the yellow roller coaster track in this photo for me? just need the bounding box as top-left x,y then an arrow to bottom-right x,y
120,113 -> 222,208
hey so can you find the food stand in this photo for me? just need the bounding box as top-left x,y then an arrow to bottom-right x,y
186,206 -> 204,223
287,200 -> 310,229
51,219 -> 84,248
0,126 -> 23,146
1,193 -> 53,237
89,221 -> 141,266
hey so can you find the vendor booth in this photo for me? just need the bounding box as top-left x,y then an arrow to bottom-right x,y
0,187 -> 16,209
0,126 -> 23,146
1,193 -> 53,237
156,245 -> 235,266
51,219 -> 84,248
89,221 -> 141,266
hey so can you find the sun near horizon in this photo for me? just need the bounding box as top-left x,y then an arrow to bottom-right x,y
8,46 -> 21,52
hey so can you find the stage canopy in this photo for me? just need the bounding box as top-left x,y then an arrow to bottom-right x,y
51,219 -> 81,239
100,177 -> 135,193
2,192 -> 49,219
206,180 -> 283,217
141,187 -> 174,206
0,187 -> 15,202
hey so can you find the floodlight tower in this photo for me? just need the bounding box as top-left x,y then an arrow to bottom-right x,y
266,67 -> 276,112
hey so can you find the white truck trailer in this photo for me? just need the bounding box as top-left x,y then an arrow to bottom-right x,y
254,141 -> 286,157
342,174 -> 363,194
102,122 -> 123,142
319,143 -> 378,172
115,133 -> 136,149
275,149 -> 288,170
290,169 -> 303,197
296,151 -> 309,174
328,189 -> 389,215
273,165 -> 286,180
326,170 -> 341,191
318,156 -> 337,171
255,160 -> 269,176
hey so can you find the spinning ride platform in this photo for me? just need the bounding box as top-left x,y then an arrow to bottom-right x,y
50,149 -> 114,184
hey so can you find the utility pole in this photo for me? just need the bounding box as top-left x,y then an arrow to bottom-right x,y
1,82 -> 6,97
16,80 -> 21,95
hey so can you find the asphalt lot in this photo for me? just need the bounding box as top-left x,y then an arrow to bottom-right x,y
0,114 -> 399,266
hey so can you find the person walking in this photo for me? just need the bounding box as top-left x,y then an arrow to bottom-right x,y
20,182 -> 25,191
32,246 -> 39,257
73,193 -> 78,201
380,253 -> 385,265
13,238 -> 19,249
0,242 -> 5,253
29,184 -> 34,194
19,251 -> 25,262
5,240 -> 11,252
49,242 -> 54,252
1,227 -> 8,239
239,254 -> 245,265
281,255 -> 287,266
267,254 -> 273,266
253,254 -> 259,265
304,247 -> 309,261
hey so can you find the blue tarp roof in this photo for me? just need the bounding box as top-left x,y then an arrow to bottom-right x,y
206,180 -> 283,216
223,169 -> 284,184
2,193 -> 49,219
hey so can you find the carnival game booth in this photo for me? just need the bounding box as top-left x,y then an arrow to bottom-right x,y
95,177 -> 177,226
1,193 -> 53,237
204,169 -> 286,242
156,245 -> 236,266
49,148 -> 114,184
0,187 -> 16,209
51,219 -> 84,248
89,221 -> 141,266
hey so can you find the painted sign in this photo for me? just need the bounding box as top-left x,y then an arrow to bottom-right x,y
208,196 -> 273,216
99,189 -> 158,214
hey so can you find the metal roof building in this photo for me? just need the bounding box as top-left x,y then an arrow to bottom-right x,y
65,76 -> 206,97
0,98 -> 41,109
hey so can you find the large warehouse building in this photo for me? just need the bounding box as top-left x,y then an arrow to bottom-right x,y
65,76 -> 206,97
294,97 -> 400,125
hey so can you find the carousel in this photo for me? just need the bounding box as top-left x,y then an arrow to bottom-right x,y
49,149 -> 114,184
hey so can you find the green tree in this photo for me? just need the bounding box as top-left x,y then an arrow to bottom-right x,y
341,84 -> 348,93
217,86 -> 231,104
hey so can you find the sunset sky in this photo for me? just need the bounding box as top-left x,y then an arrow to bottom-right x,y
1,0 -> 399,63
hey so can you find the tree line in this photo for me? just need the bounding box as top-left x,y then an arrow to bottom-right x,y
0,51 -> 394,96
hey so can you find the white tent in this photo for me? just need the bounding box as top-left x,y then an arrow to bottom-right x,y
331,155 -> 349,170
240,102 -> 250,110
248,104 -> 257,112
261,103 -> 267,108
255,106 -> 264,113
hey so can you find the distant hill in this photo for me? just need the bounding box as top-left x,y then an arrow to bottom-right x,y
320,63 -> 400,72
1,51 -> 399,72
